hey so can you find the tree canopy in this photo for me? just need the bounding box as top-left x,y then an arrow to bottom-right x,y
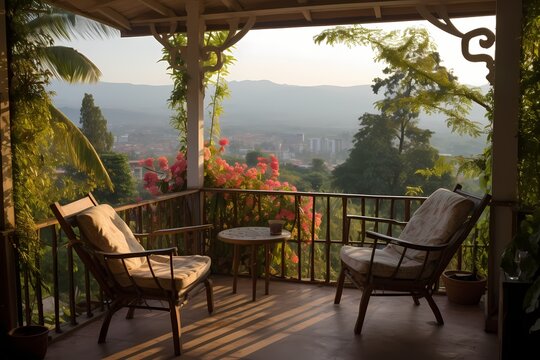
80,93 -> 114,153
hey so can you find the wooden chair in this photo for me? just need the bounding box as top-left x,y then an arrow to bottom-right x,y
50,193 -> 214,356
334,184 -> 491,334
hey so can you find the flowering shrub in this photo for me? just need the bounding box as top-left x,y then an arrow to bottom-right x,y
141,139 -> 322,272
141,152 -> 187,196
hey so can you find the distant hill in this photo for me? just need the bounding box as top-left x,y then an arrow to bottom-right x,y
49,80 -> 490,156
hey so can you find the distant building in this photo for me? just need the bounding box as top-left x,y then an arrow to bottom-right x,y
129,160 -> 144,180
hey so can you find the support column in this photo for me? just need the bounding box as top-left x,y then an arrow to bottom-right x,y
0,0 -> 18,336
488,0 -> 522,333
185,0 -> 205,189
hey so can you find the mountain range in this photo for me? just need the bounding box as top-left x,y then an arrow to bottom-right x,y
49,80 -> 490,156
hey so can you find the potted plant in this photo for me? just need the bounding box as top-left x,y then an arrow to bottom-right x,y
7,324 -> 49,360
442,228 -> 487,305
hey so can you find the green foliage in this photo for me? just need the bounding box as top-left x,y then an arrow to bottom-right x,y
314,26 -> 488,136
518,0 -> 540,209
332,113 -> 401,194
7,0 -> 111,277
161,31 -> 236,150
93,153 -> 136,205
25,5 -> 116,83
79,93 -> 114,153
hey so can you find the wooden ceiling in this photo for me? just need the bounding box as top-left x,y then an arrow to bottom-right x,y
45,0 -> 496,37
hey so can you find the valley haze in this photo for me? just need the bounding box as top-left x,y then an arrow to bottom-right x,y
49,80 -> 489,157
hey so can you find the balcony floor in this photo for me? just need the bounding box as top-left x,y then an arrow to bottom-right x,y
46,275 -> 498,359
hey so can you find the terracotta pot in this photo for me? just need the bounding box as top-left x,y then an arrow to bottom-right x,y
442,270 -> 487,305
8,325 -> 49,360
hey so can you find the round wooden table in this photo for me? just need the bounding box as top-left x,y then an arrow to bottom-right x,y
217,226 -> 291,301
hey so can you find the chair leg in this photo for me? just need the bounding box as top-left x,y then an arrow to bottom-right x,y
424,291 -> 444,325
98,299 -> 123,344
412,294 -> 420,306
354,286 -> 373,335
205,278 -> 214,314
126,306 -> 136,319
334,265 -> 346,304
169,300 -> 182,356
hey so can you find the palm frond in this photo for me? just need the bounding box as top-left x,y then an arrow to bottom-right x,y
27,8 -> 118,41
49,105 -> 113,190
39,46 -> 102,83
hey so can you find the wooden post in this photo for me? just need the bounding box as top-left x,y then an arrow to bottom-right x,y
0,0 -> 18,336
185,0 -> 205,190
489,0 -> 522,334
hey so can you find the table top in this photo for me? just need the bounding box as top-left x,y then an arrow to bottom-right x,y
217,226 -> 291,245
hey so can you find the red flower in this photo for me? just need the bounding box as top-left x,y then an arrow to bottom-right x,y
158,156 -> 169,170
219,138 -> 229,147
144,157 -> 154,167
291,254 -> 299,264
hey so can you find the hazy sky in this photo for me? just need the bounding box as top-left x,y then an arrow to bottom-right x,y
61,15 -> 495,87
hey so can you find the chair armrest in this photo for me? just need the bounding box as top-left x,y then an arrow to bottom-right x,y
365,230 -> 448,252
134,224 -> 213,238
347,215 -> 407,227
96,247 -> 177,259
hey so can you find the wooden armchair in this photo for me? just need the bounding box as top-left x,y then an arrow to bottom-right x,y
334,185 -> 491,334
50,193 -> 214,356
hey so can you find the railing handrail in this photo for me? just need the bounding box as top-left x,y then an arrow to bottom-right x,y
202,187 -> 428,201
34,189 -> 201,230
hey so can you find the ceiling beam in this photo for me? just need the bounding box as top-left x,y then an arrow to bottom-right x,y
95,7 -> 132,30
130,0 -> 492,25
373,6 -> 382,18
137,0 -> 176,17
297,0 -> 312,21
221,0 -> 243,11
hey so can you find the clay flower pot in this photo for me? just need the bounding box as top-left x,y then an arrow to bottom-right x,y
8,325 -> 49,360
442,270 -> 487,305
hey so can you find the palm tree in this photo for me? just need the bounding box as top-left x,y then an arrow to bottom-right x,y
28,4 -> 119,189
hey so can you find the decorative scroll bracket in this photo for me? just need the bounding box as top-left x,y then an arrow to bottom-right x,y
417,5 -> 495,85
151,16 -> 255,76
201,16 -> 255,74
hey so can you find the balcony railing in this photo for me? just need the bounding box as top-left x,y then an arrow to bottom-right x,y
8,188 -> 486,337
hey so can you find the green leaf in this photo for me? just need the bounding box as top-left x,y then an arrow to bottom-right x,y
39,46 -> 102,83
49,105 -> 113,190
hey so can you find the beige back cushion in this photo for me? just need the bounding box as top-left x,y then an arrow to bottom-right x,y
76,204 -> 146,274
387,188 -> 474,261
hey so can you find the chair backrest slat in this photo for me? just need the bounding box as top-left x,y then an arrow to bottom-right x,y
50,194 -> 116,298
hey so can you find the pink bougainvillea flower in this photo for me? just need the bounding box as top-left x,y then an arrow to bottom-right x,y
158,156 -> 169,170
144,157 -> 154,167
176,152 -> 185,161
203,147 -> 211,161
143,172 -> 159,186
219,138 -> 229,147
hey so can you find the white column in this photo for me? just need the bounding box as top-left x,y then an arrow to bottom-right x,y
185,0 -> 205,189
489,0 -> 521,333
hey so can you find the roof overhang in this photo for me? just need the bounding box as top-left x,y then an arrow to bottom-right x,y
45,0 -> 496,37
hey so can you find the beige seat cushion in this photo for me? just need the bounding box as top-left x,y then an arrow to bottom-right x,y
341,188 -> 473,280
76,204 -> 146,274
340,245 -> 431,280
117,254 -> 211,290
387,188 -> 473,261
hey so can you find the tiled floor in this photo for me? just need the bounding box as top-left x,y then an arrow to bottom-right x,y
45,275 -> 498,359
